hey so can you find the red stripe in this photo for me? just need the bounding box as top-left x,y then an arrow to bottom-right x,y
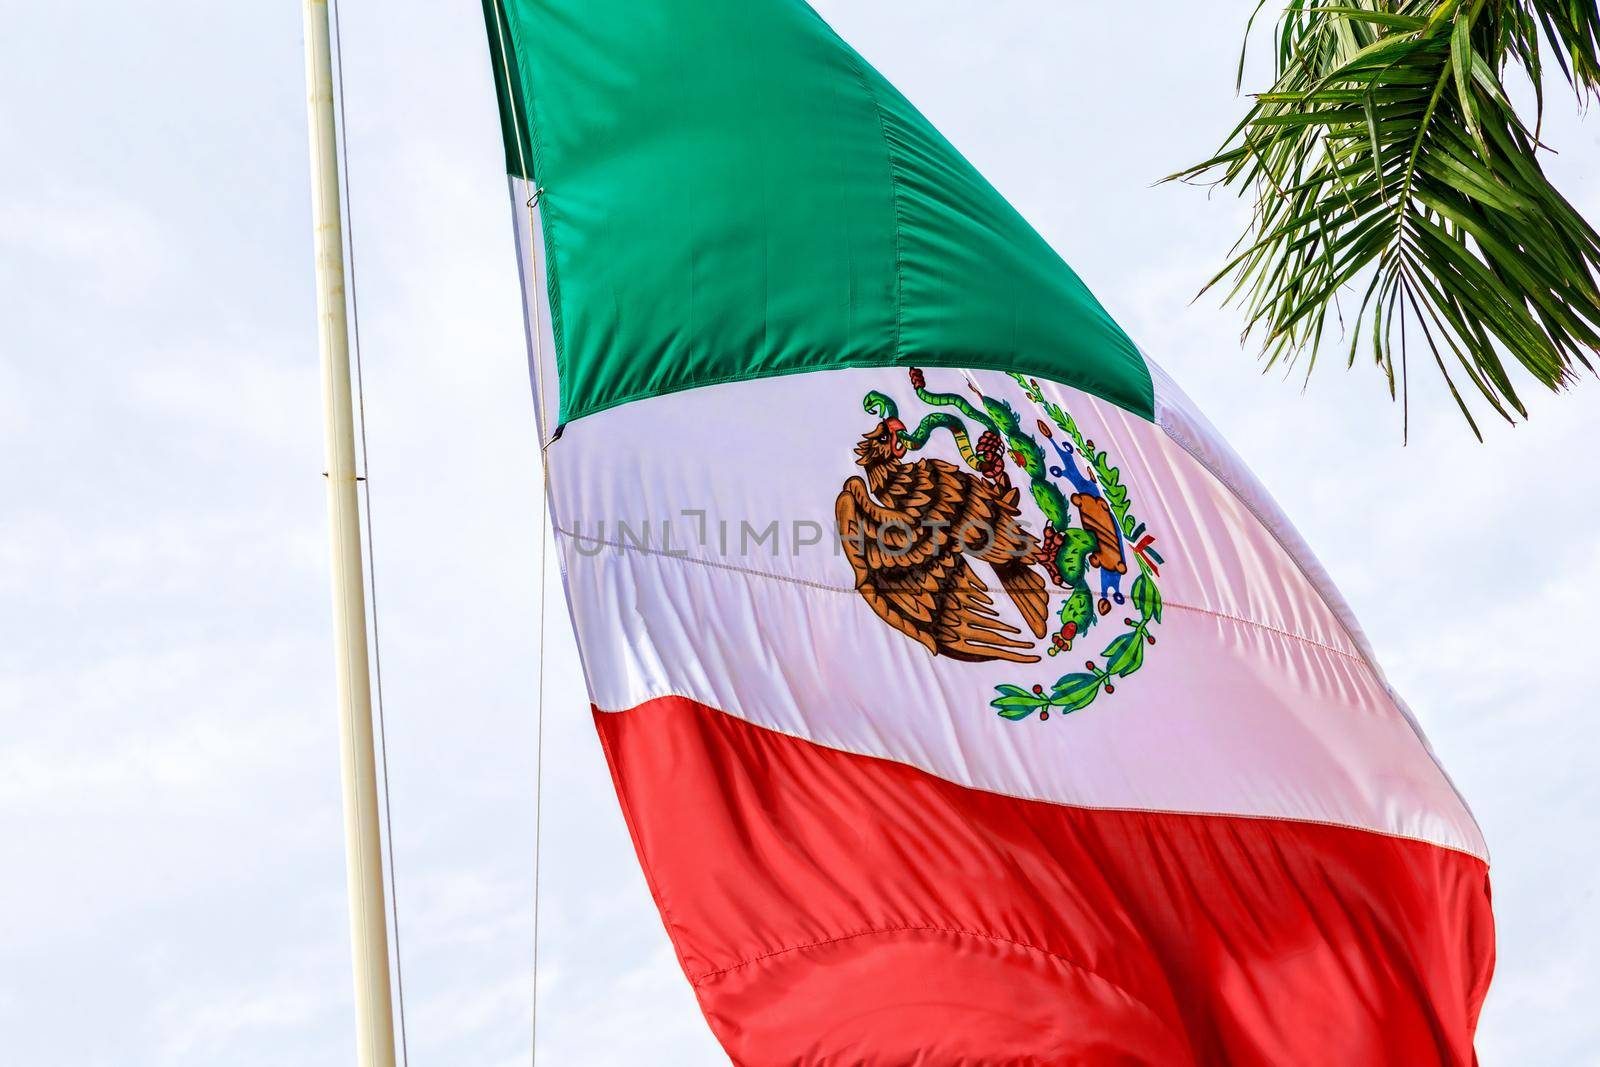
595,696 -> 1494,1067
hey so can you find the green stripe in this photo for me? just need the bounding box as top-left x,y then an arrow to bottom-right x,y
482,0 -> 1154,424
480,0 -> 534,182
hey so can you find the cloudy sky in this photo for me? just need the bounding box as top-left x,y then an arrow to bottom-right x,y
1,2 -> 1596,1064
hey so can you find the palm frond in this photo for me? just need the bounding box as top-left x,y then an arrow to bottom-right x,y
1172,0 -> 1600,436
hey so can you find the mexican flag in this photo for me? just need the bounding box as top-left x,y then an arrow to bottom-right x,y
482,1 -> 1494,1063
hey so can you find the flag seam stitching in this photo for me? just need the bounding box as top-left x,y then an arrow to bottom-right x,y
1155,414 -> 1377,668
687,923 -> 1120,992
562,348 -> 1166,426
843,47 -> 907,364
593,697 -> 1488,861
554,525 -> 1367,664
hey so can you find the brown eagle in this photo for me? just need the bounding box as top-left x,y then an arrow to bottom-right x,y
836,416 -> 1050,663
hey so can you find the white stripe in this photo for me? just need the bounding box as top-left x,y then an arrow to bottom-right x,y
541,364 -> 1486,859
1144,355 -> 1483,844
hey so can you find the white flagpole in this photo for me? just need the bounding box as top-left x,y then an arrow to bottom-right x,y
301,2 -> 398,1064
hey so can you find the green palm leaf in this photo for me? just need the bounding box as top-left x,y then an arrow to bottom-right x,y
1172,0 -> 1600,436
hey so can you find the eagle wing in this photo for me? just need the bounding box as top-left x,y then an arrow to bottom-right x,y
958,474 -> 1051,640
837,459 -> 1044,663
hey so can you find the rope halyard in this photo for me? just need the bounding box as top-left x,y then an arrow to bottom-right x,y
489,3 -> 552,1063
329,2 -> 411,1063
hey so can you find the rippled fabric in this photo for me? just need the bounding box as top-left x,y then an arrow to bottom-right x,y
598,697 -> 1495,1067
481,0 -> 1150,423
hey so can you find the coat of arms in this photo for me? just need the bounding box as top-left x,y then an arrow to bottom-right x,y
837,369 -> 1166,723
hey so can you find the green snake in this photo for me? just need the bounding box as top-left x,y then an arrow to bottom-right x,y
863,390 -> 982,466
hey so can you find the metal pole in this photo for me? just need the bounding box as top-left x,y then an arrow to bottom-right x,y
301,3 -> 397,1064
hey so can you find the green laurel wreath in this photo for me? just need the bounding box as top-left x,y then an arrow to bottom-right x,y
987,374 -> 1164,723
871,369 -> 1165,725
